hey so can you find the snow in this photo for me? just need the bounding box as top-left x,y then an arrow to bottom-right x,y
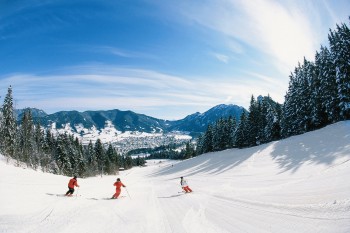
1,121 -> 350,233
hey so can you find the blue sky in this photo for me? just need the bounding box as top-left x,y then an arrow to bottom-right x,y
0,0 -> 349,120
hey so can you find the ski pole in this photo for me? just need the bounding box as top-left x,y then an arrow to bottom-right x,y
125,187 -> 132,200
76,187 -> 80,198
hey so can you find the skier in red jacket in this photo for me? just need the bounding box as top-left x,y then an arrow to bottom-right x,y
65,176 -> 80,196
111,178 -> 126,199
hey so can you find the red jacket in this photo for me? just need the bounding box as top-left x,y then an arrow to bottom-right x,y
68,178 -> 79,189
113,181 -> 125,190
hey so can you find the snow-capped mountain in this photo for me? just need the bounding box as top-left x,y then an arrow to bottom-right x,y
16,104 -> 244,153
168,104 -> 246,135
30,104 -> 244,135
35,109 -> 167,133
20,104 -> 243,135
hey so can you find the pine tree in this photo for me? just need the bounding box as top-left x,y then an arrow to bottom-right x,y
222,116 -> 235,149
263,99 -> 274,142
281,62 -> 311,137
105,143 -> 115,174
95,138 -> 105,177
212,118 -> 225,151
281,72 -> 297,138
195,134 -> 204,155
34,122 -> 44,154
298,58 -> 313,133
43,129 -> 54,154
183,141 -> 195,159
0,86 -> 17,159
55,133 -> 71,175
318,46 -> 340,123
202,124 -> 213,153
235,111 -> 249,148
65,134 -> 78,176
86,140 -> 97,176
34,122 -> 50,170
257,97 -> 268,144
19,109 -> 35,167
247,95 -> 260,146
329,23 -> 350,119
69,137 -> 85,177
272,103 -> 282,141
124,155 -> 133,169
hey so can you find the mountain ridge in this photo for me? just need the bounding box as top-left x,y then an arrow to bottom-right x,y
23,104 -> 245,136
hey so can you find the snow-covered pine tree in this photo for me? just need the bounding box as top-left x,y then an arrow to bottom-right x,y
220,116 -> 234,149
317,46 -> 340,123
247,95 -> 260,146
73,137 -> 86,177
329,22 -> 350,120
282,62 -> 310,137
42,129 -> 58,173
302,58 -> 318,131
0,86 -> 17,159
55,133 -> 71,175
310,51 -> 326,129
202,124 -> 214,153
218,118 -> 228,150
124,155 -> 133,169
183,141 -> 195,159
195,134 -> 204,155
263,97 -> 274,142
235,111 -> 249,148
18,109 -> 36,168
271,103 -> 282,141
66,134 -> 79,176
226,116 -> 237,148
94,138 -> 105,176
212,118 -> 227,151
34,122 -> 44,156
105,143 -> 114,174
257,96 -> 268,144
34,122 -> 51,171
86,140 -> 97,176
281,73 -> 296,138
211,119 -> 220,152
43,129 -> 54,155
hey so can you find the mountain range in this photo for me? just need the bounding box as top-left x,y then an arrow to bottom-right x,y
17,104 -> 245,137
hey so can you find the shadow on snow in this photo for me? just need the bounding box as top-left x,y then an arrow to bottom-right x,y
149,121 -> 350,177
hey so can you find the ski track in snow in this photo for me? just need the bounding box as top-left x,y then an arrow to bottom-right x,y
1,121 -> 350,233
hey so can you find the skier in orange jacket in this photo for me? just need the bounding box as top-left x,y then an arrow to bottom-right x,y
65,176 -> 80,196
111,178 -> 126,199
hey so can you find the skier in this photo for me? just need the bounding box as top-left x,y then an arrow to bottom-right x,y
111,178 -> 126,199
65,175 -> 80,196
180,176 -> 193,193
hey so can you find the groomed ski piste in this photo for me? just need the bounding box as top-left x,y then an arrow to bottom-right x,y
1,121 -> 350,233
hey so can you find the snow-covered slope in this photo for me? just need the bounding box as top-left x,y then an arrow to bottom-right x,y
1,121 -> 350,233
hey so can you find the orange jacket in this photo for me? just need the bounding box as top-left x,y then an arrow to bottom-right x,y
68,178 -> 79,189
113,181 -> 126,190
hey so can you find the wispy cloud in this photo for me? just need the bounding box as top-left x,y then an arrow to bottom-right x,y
0,65 -> 284,119
211,52 -> 230,63
173,0 -> 348,73
84,46 -> 158,60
